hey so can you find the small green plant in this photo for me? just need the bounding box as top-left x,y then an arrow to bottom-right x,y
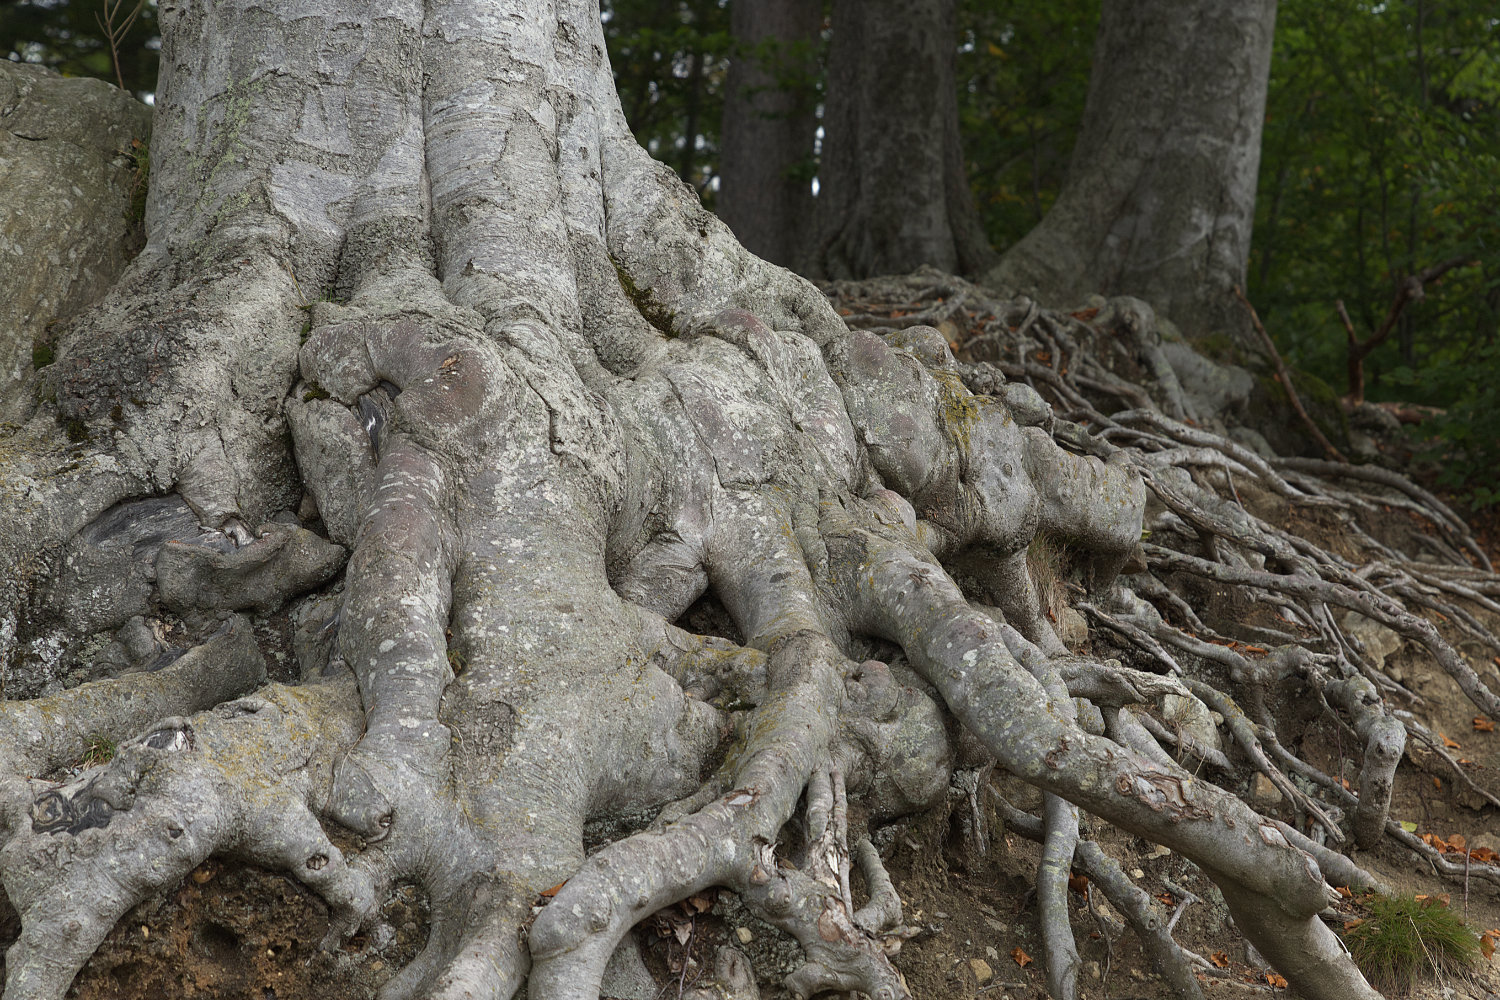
79,732 -> 117,768
1342,893 -> 1482,993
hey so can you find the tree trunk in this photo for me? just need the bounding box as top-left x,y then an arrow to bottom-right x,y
986,0 -> 1278,344
716,0 -> 821,268
0,3 -> 1395,1000
808,0 -> 997,280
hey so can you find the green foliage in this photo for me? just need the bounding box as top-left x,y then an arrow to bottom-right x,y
955,0 -> 1099,247
1249,0 -> 1500,487
2,0 -> 159,97
78,732 -> 117,768
603,0 -> 733,200
1341,893 -> 1482,992
1387,347 -> 1500,506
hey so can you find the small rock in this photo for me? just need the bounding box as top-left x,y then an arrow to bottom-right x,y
1146,844 -> 1171,859
1249,773 -> 1283,807
735,927 -> 753,944
986,946 -> 999,961
1161,693 -> 1221,752
1087,961 -> 1101,979
1057,607 -> 1089,649
1130,868 -> 1145,879
1341,611 -> 1402,671
970,958 -> 994,983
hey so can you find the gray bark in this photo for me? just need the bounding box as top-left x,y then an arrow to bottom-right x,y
0,3 -> 1397,1000
716,0 -> 821,268
808,0 -> 997,280
985,0 -> 1277,344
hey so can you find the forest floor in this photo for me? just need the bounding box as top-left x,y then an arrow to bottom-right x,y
8,284 -> 1500,1000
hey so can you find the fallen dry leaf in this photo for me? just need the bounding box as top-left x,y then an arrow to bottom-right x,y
1441,733 -> 1462,749
1210,951 -> 1231,968
1011,946 -> 1033,968
539,881 -> 566,898
1266,973 -> 1289,988
1475,717 -> 1496,732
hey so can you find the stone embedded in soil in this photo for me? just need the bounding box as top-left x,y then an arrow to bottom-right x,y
970,957 -> 994,983
1058,606 -> 1089,648
1249,772 -> 1283,806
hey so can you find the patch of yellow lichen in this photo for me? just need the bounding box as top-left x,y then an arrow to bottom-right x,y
930,370 -> 979,450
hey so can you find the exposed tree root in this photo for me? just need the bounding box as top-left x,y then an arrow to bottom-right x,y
2,631 -> 364,999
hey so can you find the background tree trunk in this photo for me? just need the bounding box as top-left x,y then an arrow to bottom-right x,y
716,0 -> 821,269
808,0 -> 996,280
986,0 -> 1277,344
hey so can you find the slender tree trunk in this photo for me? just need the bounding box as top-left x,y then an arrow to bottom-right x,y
716,0 -> 821,268
986,0 -> 1278,344
808,0 -> 996,279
